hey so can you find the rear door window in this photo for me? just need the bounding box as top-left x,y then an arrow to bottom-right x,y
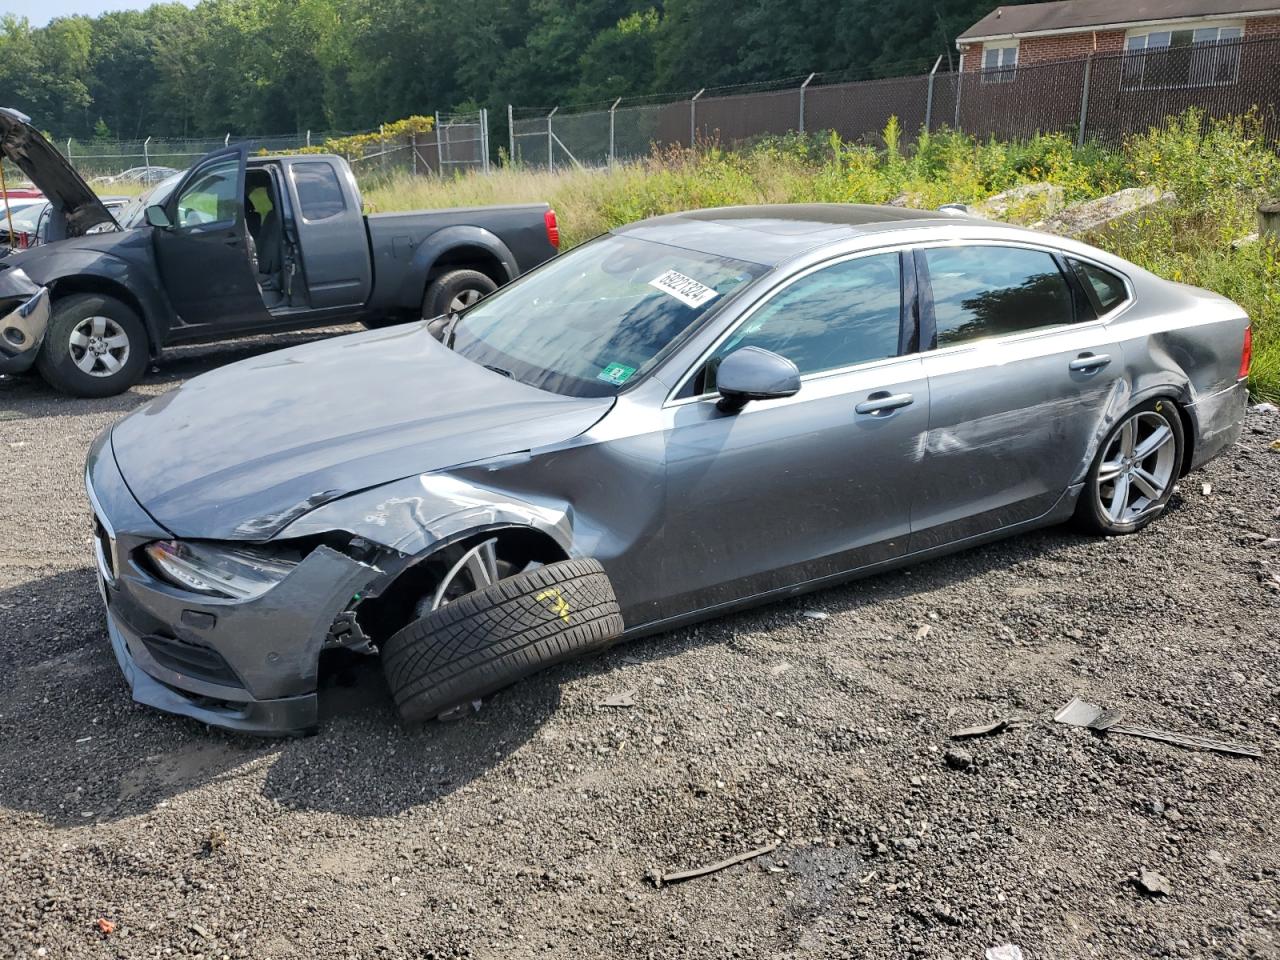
924,245 -> 1076,347
292,162 -> 346,221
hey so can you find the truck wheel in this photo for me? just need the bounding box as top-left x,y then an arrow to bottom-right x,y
421,269 -> 497,320
381,558 -> 625,725
35,293 -> 148,398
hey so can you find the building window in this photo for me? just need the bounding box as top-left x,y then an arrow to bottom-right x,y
1122,23 -> 1243,89
982,43 -> 1018,83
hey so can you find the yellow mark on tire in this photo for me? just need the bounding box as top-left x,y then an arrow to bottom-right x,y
535,587 -> 572,623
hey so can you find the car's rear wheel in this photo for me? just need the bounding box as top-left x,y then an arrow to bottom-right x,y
380,548 -> 624,725
421,269 -> 497,320
35,293 -> 148,398
1075,398 -> 1184,535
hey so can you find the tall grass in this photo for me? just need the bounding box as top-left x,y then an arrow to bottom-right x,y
356,111 -> 1277,401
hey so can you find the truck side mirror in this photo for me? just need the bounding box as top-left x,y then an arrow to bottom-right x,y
145,205 -> 172,229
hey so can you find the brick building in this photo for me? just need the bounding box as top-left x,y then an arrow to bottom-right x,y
957,0 -> 1280,86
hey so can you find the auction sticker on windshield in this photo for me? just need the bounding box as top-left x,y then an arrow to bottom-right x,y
648,269 -> 719,308
597,362 -> 637,386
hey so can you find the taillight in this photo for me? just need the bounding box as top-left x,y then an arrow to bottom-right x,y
1240,324 -> 1252,379
544,209 -> 560,249
16,232 -> 29,249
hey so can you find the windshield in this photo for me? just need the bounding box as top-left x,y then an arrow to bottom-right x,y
450,234 -> 768,397
6,202 -> 46,231
118,171 -> 183,228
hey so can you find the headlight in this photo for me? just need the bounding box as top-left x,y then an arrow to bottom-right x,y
143,540 -> 300,600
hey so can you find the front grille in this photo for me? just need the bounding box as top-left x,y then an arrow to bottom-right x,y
141,634 -> 243,688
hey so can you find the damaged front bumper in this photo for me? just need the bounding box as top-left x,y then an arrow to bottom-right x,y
86,431 -> 383,736
0,267 -> 49,375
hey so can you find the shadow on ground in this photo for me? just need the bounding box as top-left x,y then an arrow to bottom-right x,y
0,517 -> 1092,828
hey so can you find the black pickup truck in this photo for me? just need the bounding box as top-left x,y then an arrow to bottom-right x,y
0,108 -> 559,396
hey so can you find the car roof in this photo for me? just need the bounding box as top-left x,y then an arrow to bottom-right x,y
613,203 -> 997,266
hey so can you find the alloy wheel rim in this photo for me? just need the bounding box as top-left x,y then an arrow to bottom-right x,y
448,288 -> 484,313
1095,410 -> 1177,525
68,316 -> 129,378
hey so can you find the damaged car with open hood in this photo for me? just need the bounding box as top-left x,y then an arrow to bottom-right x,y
87,204 -> 1251,735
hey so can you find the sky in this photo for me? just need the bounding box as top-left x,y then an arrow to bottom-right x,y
8,0 -> 193,26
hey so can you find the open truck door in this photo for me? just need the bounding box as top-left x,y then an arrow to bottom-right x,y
149,144 -> 270,333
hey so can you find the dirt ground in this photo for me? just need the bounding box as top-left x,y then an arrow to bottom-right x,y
1,330 -> 1278,960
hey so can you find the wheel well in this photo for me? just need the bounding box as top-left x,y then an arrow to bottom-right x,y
1172,400 -> 1196,477
48,277 -> 155,355
424,246 -> 509,291
355,527 -> 569,644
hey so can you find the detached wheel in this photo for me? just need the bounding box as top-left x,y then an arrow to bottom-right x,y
1075,398 -> 1184,535
381,553 -> 624,725
36,293 -> 148,397
421,269 -> 497,320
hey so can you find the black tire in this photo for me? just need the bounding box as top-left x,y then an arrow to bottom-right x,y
35,293 -> 148,398
1074,398 -> 1185,536
381,558 -> 624,725
421,269 -> 497,320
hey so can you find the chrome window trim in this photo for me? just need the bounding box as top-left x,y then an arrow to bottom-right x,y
663,243 -> 915,407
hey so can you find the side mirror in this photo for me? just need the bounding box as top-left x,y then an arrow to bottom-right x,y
715,346 -> 801,413
144,204 -> 171,229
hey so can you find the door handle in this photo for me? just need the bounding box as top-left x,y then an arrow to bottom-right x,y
1069,352 -> 1111,372
855,391 -> 914,415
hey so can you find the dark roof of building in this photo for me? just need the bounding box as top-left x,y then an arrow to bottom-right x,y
958,0 -> 1277,42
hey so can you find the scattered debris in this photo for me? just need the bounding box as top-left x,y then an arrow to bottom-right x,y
1232,232 -> 1260,250
597,688 -> 637,708
94,918 -> 115,936
802,610 -> 829,621
986,946 -> 1025,960
1054,696 -> 1262,758
950,718 -> 1010,740
972,181 -> 1065,222
203,827 -> 227,855
1270,439 -> 1280,453
943,747 -> 973,770
1133,869 -> 1173,897
190,922 -> 213,940
655,840 -> 781,887
914,624 -> 932,641
1252,402 -> 1278,414
1202,482 -> 1213,496
1036,186 -> 1175,237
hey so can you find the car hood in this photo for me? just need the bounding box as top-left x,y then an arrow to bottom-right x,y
0,107 -> 115,237
110,324 -> 615,541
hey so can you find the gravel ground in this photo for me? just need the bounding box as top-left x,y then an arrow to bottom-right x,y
2,334 -> 1279,960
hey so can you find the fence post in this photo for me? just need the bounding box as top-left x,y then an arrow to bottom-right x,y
690,88 -> 705,148
547,106 -> 558,171
143,135 -> 151,169
224,132 -> 230,146
925,55 -> 943,132
507,105 -> 515,166
1077,54 -> 1094,147
481,108 -> 491,173
799,73 -> 816,134
435,111 -> 444,177
411,132 -> 417,176
609,96 -> 622,166
953,59 -> 964,131
306,129 -> 311,148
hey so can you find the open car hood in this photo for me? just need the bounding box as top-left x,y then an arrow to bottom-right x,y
109,323 -> 616,541
0,107 -> 116,237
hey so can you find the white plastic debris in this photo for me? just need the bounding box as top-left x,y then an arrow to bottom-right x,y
802,610 -> 828,621
986,946 -> 1025,960
1251,402 -> 1278,414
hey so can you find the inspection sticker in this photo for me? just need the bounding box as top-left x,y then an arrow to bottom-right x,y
648,269 -> 719,308
597,362 -> 637,386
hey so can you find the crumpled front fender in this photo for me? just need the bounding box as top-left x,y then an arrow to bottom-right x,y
276,465 -> 574,559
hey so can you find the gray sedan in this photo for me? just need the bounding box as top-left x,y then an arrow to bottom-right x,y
86,204 -> 1251,735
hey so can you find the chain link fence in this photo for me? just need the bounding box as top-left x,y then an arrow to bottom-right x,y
31,111 -> 491,187
509,33 -> 1280,169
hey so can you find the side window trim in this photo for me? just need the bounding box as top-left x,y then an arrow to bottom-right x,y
667,246 -> 917,404
913,239 -> 1117,355
1055,251 -> 1098,324
1065,254 -> 1134,321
